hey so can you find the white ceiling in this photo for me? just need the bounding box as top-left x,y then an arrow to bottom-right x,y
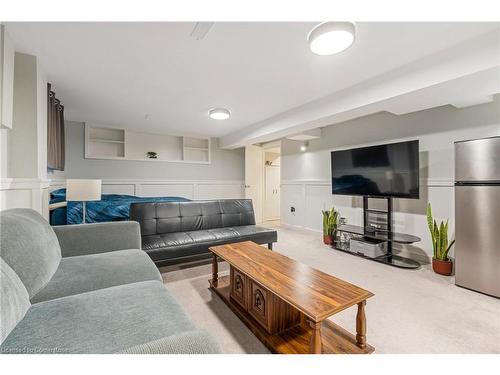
5,22 -> 500,141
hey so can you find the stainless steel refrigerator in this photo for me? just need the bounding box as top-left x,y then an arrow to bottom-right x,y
455,136 -> 500,298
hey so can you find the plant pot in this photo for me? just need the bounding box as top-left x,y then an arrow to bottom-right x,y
432,258 -> 453,276
323,235 -> 333,245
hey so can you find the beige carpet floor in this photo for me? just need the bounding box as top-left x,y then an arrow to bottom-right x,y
159,224 -> 500,354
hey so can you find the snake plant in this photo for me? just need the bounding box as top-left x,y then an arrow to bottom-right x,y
426,203 -> 455,261
322,208 -> 339,236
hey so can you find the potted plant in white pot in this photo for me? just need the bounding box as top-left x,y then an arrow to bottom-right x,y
427,203 -> 455,276
322,208 -> 339,245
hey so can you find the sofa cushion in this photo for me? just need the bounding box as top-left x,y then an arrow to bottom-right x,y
31,249 -> 162,303
142,226 -> 277,262
0,209 -> 61,298
230,225 -> 278,242
0,259 -> 31,344
1,281 -> 195,353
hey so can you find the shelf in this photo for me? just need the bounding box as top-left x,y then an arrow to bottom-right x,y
85,123 -> 211,164
332,245 -> 421,269
85,156 -> 125,160
85,156 -> 210,164
365,209 -> 388,214
183,147 -> 209,151
89,139 -> 125,144
183,136 -> 209,149
87,126 -> 125,142
336,224 -> 421,244
128,158 -> 210,164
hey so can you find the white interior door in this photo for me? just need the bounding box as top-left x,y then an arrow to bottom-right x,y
245,145 -> 264,223
264,165 -> 280,220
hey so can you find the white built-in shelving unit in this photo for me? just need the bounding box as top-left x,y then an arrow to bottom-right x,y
182,137 -> 210,162
84,123 -> 211,164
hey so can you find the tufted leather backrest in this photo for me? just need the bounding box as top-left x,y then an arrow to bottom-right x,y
130,200 -> 256,236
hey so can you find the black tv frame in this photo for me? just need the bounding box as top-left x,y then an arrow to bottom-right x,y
331,140 -> 420,199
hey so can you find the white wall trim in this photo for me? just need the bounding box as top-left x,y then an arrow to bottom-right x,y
0,178 -> 50,218
50,178 -> 244,185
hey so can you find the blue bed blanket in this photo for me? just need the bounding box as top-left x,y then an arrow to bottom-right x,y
49,188 -> 190,225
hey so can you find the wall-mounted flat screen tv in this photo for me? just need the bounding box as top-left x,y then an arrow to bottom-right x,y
331,140 -> 419,199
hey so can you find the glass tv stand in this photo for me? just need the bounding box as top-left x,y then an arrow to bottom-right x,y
332,197 -> 421,269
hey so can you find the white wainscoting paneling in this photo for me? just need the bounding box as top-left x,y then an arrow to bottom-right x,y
139,184 -> 195,199
50,179 -> 244,201
280,183 -> 305,228
101,184 -> 135,195
304,183 -> 332,232
0,178 -> 50,219
195,183 -> 244,200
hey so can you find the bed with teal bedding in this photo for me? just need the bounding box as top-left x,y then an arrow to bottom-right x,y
49,189 -> 190,225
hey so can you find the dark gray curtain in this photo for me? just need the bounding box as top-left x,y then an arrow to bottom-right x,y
47,83 -> 65,171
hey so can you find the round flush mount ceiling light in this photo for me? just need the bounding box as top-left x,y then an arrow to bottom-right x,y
308,22 -> 355,56
208,108 -> 231,120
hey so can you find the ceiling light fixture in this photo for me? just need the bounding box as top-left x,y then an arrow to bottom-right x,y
300,141 -> 309,152
208,108 -> 231,120
308,22 -> 355,56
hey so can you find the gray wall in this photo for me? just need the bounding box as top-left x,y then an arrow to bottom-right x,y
62,121 -> 245,180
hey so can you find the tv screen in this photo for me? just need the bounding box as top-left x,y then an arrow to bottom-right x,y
331,140 -> 419,199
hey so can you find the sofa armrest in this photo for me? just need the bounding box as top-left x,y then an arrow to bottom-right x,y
52,221 -> 142,257
118,330 -> 220,354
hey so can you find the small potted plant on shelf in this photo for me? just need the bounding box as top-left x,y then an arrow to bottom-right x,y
322,208 -> 339,245
427,203 -> 455,276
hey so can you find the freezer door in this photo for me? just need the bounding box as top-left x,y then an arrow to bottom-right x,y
455,137 -> 500,182
455,185 -> 500,297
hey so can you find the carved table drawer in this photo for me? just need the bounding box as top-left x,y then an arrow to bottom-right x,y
230,267 -> 248,309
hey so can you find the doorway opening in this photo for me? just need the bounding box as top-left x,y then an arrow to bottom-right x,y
244,141 -> 281,226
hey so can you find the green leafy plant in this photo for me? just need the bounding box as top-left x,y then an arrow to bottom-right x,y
322,208 -> 339,236
426,203 -> 455,261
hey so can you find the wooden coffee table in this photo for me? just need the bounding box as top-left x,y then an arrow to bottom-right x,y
209,241 -> 375,354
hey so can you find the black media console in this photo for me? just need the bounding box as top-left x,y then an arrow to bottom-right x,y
332,196 -> 421,269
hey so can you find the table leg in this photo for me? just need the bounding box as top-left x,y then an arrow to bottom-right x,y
211,253 -> 218,287
356,300 -> 366,349
309,321 -> 322,354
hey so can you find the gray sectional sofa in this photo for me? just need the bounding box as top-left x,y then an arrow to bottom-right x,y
0,208 -> 219,354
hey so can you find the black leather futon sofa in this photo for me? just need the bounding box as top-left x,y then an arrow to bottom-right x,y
130,199 -> 277,265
